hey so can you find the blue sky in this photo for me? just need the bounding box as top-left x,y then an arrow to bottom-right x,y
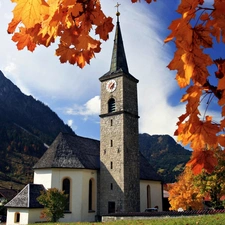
0,0 -> 222,146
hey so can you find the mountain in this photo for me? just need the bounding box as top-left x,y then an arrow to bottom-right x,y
139,133 -> 192,183
0,71 -> 75,189
0,71 -> 191,189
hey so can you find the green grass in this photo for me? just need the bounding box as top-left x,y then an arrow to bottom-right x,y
33,213 -> 225,225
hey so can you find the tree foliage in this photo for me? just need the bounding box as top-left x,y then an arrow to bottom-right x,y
194,148 -> 225,208
37,188 -> 68,222
169,148 -> 225,210
7,0 -> 225,174
168,166 -> 204,211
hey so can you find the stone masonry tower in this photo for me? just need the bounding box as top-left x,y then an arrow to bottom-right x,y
99,9 -> 140,215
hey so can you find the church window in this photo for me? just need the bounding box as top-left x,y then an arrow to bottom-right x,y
88,178 -> 96,211
111,119 -> 113,126
111,140 -> 113,147
63,178 -> 70,211
111,161 -> 113,169
147,185 -> 151,208
111,183 -> 113,190
14,212 -> 20,223
108,98 -> 116,113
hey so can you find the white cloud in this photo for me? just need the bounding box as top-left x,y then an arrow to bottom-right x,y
65,96 -> 100,118
67,119 -> 73,127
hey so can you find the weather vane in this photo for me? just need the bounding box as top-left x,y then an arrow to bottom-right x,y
115,2 -> 121,22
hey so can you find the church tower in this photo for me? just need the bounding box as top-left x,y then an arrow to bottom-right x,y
99,9 -> 140,215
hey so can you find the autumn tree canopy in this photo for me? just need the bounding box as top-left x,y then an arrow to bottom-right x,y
7,0 -> 225,174
169,148 -> 225,210
168,166 -> 204,211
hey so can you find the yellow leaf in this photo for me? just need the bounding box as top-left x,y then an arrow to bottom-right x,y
12,0 -> 49,28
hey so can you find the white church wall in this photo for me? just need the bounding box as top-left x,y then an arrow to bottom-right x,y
7,208 -> 29,225
33,169 -> 52,189
28,208 -> 46,223
50,168 -> 97,222
140,180 -> 162,212
7,208 -> 46,225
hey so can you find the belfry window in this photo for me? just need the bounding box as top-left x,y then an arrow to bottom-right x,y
108,98 -> 116,113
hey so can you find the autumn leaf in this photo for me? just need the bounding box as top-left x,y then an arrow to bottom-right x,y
12,27 -> 36,51
187,150 -> 218,175
10,0 -> 49,29
95,17 -> 114,41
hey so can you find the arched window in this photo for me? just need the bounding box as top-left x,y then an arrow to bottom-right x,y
14,212 -> 20,223
88,178 -> 96,211
147,185 -> 151,208
108,98 -> 115,113
63,178 -> 70,211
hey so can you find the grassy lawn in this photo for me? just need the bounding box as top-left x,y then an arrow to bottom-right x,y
33,213 -> 225,225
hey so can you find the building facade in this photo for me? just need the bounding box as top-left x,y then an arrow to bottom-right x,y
5,15 -> 163,225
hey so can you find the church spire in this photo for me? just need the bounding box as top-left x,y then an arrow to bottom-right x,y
109,3 -> 129,75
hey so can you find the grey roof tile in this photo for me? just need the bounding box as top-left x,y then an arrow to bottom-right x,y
34,133 -> 161,181
5,184 -> 45,208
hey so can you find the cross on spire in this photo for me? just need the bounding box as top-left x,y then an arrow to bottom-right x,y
115,2 -> 121,22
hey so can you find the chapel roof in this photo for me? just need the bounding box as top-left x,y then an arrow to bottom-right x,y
34,132 -> 162,182
5,184 -> 45,208
33,133 -> 100,170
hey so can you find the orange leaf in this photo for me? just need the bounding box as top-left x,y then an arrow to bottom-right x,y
187,150 -> 218,175
7,18 -> 20,34
95,17 -> 114,41
12,27 -> 36,51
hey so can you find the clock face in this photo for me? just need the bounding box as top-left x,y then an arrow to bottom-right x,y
106,79 -> 117,93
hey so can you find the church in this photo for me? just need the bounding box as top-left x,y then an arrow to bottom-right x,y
5,12 -> 163,224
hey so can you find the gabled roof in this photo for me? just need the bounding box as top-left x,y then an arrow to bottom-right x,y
5,184 -> 45,208
33,133 -> 100,169
33,133 -> 161,182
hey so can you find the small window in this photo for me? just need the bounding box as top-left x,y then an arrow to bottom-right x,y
108,98 -> 116,113
111,161 -> 113,169
111,183 -> 113,190
63,178 -> 70,211
111,119 -> 113,126
111,140 -> 113,147
14,212 -> 20,223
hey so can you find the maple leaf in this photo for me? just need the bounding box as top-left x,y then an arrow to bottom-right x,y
10,0 -> 49,29
214,58 -> 225,83
95,17 -> 114,41
187,150 -> 218,175
7,18 -> 20,34
177,0 -> 199,16
193,24 -> 212,48
12,27 -> 36,51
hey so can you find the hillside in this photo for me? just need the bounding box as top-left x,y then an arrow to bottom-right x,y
0,71 -> 191,189
0,71 -> 75,189
139,133 -> 191,183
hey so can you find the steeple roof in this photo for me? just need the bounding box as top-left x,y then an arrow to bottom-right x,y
109,20 -> 129,75
99,13 -> 139,82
